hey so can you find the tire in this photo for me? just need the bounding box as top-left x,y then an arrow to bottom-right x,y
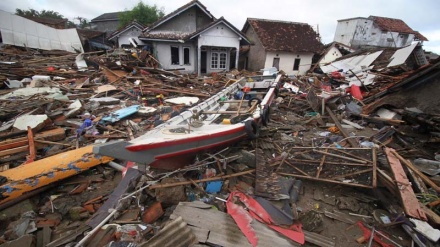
248,97 -> 262,107
245,120 -> 259,139
274,86 -> 279,97
261,106 -> 270,127
154,119 -> 164,127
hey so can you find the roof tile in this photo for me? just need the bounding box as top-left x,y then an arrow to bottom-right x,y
369,16 -> 428,41
246,18 -> 323,53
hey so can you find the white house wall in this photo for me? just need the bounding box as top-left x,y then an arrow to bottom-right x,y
319,46 -> 343,65
334,19 -> 360,46
334,17 -> 416,48
348,19 -> 375,48
154,41 -> 196,73
116,29 -> 143,47
198,23 -> 240,48
264,51 -> 313,75
198,23 -> 241,74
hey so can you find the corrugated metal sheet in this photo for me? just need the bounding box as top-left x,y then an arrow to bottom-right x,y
0,10 -> 83,53
139,216 -> 197,247
170,202 -> 301,247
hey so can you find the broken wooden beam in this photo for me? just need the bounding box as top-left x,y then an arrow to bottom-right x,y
326,106 -> 359,147
0,145 -> 113,206
384,148 -> 427,220
389,149 -> 440,193
26,126 -> 36,163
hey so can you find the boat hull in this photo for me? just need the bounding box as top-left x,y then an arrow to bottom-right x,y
93,124 -> 248,168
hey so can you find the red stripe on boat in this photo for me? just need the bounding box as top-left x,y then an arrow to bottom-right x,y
126,125 -> 246,152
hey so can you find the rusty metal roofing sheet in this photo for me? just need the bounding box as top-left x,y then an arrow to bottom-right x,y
170,201 -> 301,247
139,216 -> 197,247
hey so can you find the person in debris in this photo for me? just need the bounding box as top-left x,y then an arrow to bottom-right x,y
76,112 -> 97,137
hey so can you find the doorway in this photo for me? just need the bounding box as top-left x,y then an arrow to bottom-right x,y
272,57 -> 280,70
201,51 -> 207,74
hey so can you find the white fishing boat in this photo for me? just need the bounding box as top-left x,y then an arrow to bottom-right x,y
93,74 -> 281,169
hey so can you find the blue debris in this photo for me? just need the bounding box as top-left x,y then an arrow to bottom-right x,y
68,163 -> 81,172
205,180 -> 223,194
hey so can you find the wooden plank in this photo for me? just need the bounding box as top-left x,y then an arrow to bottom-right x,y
384,148 -> 427,220
390,149 -> 440,193
0,139 -> 28,151
0,146 -> 113,206
326,106 -> 359,147
0,145 -> 28,157
26,126 -> 36,163
372,148 -> 377,188
316,148 -> 327,177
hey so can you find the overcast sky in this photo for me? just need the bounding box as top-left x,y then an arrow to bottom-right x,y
1,0 -> 439,53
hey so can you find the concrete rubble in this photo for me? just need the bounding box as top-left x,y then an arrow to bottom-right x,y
0,38 -> 439,247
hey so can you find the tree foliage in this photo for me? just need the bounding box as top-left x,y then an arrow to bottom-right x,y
119,1 -> 165,28
15,8 -> 89,29
16,8 -> 64,19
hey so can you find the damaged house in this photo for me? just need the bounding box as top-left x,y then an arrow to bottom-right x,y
138,0 -> 251,75
108,20 -> 146,48
90,11 -> 128,36
333,15 -> 428,49
241,18 -> 323,75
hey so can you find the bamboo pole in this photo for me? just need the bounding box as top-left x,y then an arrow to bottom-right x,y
313,149 -> 367,164
277,172 -> 373,189
149,169 -> 255,189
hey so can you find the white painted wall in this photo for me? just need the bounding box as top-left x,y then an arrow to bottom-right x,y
198,23 -> 240,48
117,29 -> 144,47
334,19 -> 360,46
264,51 -> 313,75
154,41 -> 196,73
319,46 -> 343,65
334,17 -> 416,48
197,23 -> 241,74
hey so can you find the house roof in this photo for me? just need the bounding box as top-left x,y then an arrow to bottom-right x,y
76,29 -> 105,39
370,16 -> 428,41
143,0 -> 214,32
189,17 -> 251,45
91,11 -> 127,22
108,20 -> 146,40
337,16 -> 428,42
369,16 -> 414,33
139,17 -> 250,44
243,18 -> 323,53
23,16 -> 67,26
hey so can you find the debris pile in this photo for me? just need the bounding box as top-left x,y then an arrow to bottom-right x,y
0,43 -> 439,247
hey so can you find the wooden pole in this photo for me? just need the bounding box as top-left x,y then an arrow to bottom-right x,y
277,172 -> 373,189
313,149 -> 367,164
326,106 -> 359,147
149,169 -> 255,189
